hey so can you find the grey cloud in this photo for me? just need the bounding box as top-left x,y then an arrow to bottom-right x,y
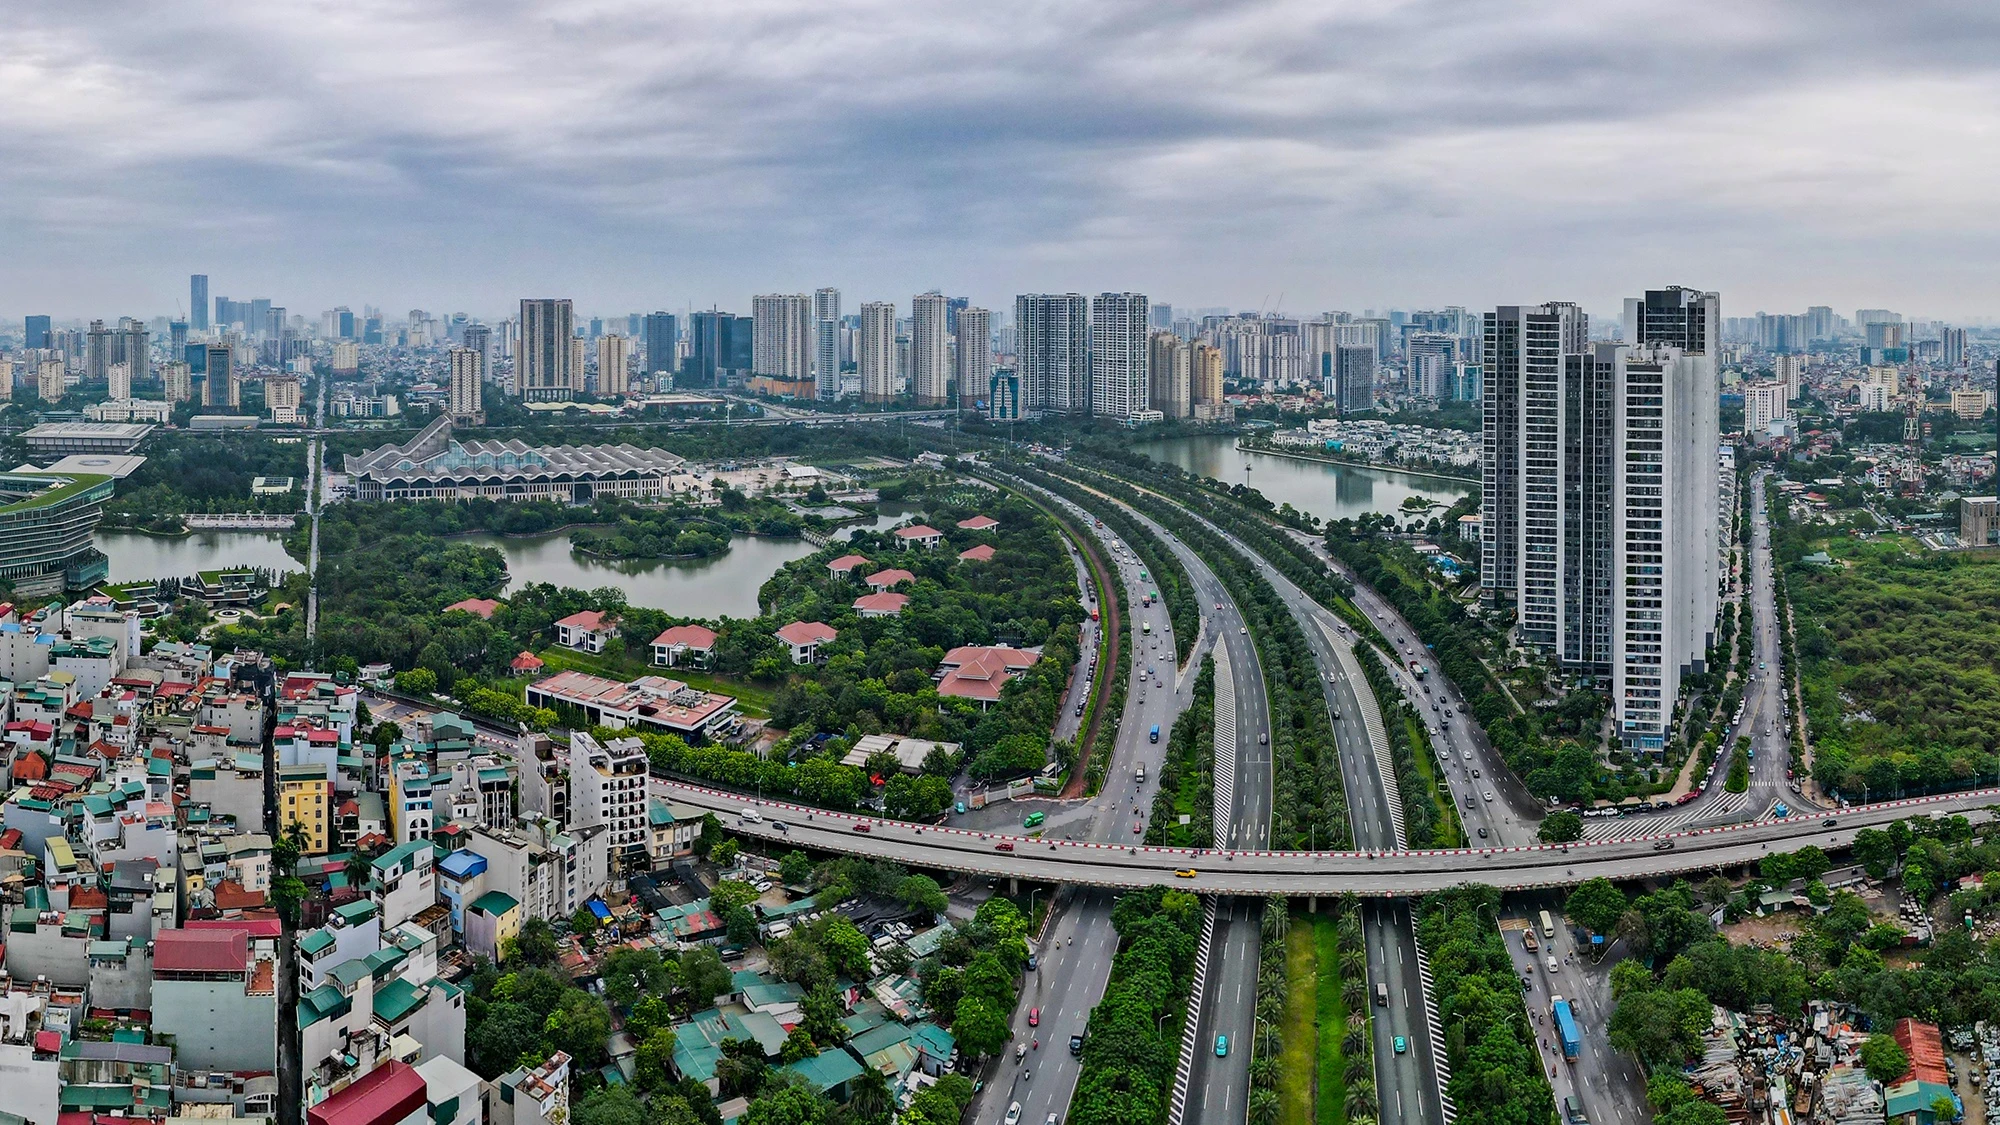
3,0 -> 1999,319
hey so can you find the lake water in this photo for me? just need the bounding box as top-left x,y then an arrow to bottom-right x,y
97,530 -> 303,583
1138,434 -> 1473,522
462,507 -> 908,618
93,507 -> 910,619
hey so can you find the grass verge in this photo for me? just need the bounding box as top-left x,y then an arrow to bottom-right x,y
1277,913 -> 1320,1125
1313,915 -> 1349,1125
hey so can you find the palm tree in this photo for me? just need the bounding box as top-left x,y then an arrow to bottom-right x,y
1345,1078 -> 1379,1121
1248,1088 -> 1280,1125
1344,1027 -> 1368,1057
845,1067 -> 892,1124
1342,977 -> 1366,1011
1248,1055 -> 1277,1089
1262,895 -> 1291,942
342,850 -> 371,892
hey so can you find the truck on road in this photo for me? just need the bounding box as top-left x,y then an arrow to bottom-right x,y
1551,995 -> 1581,1060
1408,661 -> 1427,679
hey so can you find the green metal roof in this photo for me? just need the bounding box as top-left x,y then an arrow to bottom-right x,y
299,929 -> 336,956
470,890 -> 520,917
372,978 -> 426,1025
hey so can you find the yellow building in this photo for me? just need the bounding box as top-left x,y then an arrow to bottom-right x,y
279,765 -> 331,855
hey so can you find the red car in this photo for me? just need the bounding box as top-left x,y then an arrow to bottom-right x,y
852,822 -> 872,833
1133,821 -> 1143,833
1029,1007 -> 1041,1026
995,841 -> 1015,852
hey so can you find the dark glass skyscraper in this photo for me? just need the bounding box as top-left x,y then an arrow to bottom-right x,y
190,274 -> 209,330
642,313 -> 678,375
24,316 -> 50,350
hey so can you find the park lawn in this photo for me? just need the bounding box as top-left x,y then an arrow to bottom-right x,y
1278,913 -> 1320,1125
1404,715 -> 1464,847
1313,915 -> 1349,1125
534,645 -> 776,717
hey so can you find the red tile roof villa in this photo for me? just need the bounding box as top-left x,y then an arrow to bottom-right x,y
442,597 -> 500,619
957,515 -> 999,531
894,524 -> 944,548
936,645 -> 1041,706
864,568 -> 914,589
776,621 -> 837,646
853,591 -> 909,617
826,554 -> 870,575
957,544 -> 996,562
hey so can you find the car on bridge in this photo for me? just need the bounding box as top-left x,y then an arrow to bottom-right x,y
1393,1035 -> 1407,1054
1214,1034 -> 1228,1057
1175,869 -> 1197,878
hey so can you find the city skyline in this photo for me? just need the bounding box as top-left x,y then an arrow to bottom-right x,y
8,5 -> 2000,318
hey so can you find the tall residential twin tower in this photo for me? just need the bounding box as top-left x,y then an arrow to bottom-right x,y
1480,287 -> 1722,751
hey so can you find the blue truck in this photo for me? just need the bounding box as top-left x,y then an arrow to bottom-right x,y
1149,724 -> 1160,743
1551,995 -> 1581,1060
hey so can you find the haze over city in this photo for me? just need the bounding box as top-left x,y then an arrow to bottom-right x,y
9,2 -> 2000,318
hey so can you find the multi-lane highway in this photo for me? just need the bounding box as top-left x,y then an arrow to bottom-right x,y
1104,501 -> 1272,1125
1165,507 -> 1446,1124
962,482 -> 1268,1125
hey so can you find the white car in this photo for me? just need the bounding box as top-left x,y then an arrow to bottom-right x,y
1546,955 -> 1559,973
1005,1104 -> 1024,1125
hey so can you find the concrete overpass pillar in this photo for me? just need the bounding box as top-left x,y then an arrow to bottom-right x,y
1009,877 -> 1019,896
1308,896 -> 1317,914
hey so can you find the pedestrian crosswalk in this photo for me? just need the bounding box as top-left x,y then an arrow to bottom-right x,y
1212,642 -> 1236,847
1578,789 -> 1751,841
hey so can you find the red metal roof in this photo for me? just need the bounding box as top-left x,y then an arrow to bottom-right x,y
307,1059 -> 427,1125
153,927 -> 247,973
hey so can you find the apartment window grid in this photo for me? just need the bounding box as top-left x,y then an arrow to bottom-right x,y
1518,322 -> 1564,649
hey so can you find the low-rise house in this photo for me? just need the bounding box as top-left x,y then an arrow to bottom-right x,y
956,515 -> 998,531
554,610 -> 618,653
826,555 -> 870,579
853,592 -> 908,618
935,645 -> 1041,708
864,568 -> 914,590
153,926 -> 276,1072
650,625 -> 718,669
957,544 -> 996,562
442,598 -> 500,619
775,621 -> 837,664
894,524 -> 944,550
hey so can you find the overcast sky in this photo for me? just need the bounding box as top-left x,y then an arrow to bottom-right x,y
8,0 -> 2000,324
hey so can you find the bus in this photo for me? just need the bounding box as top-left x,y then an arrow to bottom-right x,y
1142,621 -> 1152,635
1538,910 -> 1556,939
1139,569 -> 1149,582
1149,724 -> 1160,743
1023,811 -> 1047,829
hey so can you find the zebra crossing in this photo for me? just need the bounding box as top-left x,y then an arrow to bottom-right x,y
1212,643 -> 1237,845
1407,909 -> 1456,1124
1578,789 -> 1751,841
